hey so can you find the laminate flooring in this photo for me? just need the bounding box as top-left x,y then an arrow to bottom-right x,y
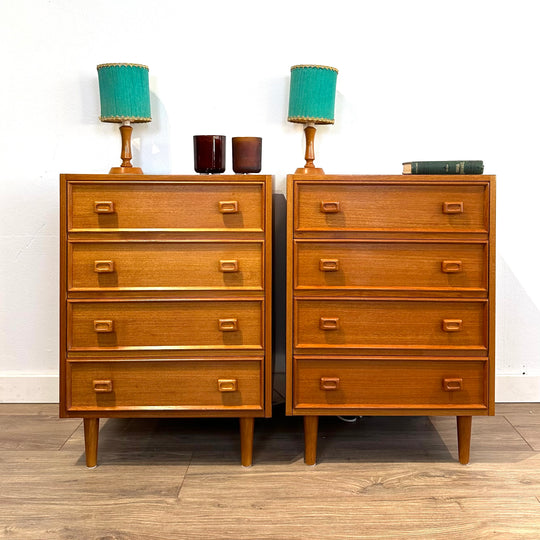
1,397 -> 539,539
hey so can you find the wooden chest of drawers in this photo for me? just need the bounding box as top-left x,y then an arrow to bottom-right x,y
286,174 -> 495,464
60,174 -> 272,467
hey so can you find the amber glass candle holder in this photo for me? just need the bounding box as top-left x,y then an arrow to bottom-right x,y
232,137 -> 262,174
193,135 -> 226,174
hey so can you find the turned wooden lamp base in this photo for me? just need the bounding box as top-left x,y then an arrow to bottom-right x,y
109,166 -> 143,174
296,124 -> 325,175
109,123 -> 144,174
295,167 -> 325,175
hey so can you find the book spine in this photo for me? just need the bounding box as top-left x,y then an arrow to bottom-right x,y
409,161 -> 484,175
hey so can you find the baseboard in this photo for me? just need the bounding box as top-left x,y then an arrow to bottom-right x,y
495,373 -> 540,402
1,371 -> 539,404
0,371 -> 58,403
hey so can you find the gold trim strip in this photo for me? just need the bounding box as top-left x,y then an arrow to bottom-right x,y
287,116 -> 335,125
99,116 -> 152,123
97,63 -> 149,70
290,64 -> 338,73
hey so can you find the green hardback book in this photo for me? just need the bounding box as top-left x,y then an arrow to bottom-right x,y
402,160 -> 484,175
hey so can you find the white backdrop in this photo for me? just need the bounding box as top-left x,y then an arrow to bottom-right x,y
1,0 -> 539,401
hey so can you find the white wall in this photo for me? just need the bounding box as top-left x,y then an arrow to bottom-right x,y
1,0 -> 539,402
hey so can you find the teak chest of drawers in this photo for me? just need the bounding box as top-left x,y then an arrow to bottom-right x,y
60,174 -> 272,466
286,174 -> 495,464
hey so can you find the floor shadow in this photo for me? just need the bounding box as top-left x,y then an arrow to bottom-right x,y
75,404 -> 475,466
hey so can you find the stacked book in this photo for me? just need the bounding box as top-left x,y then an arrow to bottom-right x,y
402,160 -> 484,175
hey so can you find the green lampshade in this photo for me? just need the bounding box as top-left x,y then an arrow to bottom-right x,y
287,64 -> 338,125
97,63 -> 151,123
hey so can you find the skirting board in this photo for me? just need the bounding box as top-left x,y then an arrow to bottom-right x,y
495,373 -> 540,403
0,371 -> 58,403
1,372 -> 539,404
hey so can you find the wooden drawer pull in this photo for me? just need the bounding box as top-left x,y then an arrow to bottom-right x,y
443,378 -> 463,392
320,201 -> 341,213
93,320 -> 114,333
320,377 -> 340,391
442,319 -> 462,332
94,260 -> 115,273
219,201 -> 239,214
93,379 -> 113,393
319,259 -> 339,272
320,317 -> 339,330
219,259 -> 239,273
441,260 -> 463,273
218,318 -> 238,332
442,202 -> 464,214
94,201 -> 115,214
218,379 -> 238,392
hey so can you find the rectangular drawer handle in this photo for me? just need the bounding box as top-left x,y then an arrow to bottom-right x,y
94,260 -> 115,273
320,201 -> 341,213
94,201 -> 115,214
218,378 -> 238,392
442,319 -> 462,332
442,202 -> 464,214
218,318 -> 238,332
93,320 -> 114,333
320,377 -> 340,391
219,259 -> 239,273
320,317 -> 339,330
319,259 -> 339,272
441,260 -> 463,273
93,379 -> 113,393
443,378 -> 463,392
219,201 -> 239,214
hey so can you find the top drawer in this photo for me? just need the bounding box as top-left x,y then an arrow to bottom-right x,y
68,181 -> 264,232
294,182 -> 488,233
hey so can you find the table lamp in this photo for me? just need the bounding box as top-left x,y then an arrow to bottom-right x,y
97,63 -> 151,174
287,64 -> 338,174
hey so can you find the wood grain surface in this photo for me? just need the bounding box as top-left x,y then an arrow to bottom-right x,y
1,403 -> 539,539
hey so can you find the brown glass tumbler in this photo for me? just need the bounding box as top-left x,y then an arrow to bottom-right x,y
193,135 -> 226,174
232,137 -> 262,174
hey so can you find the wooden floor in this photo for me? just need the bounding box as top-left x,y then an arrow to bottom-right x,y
1,400 -> 540,539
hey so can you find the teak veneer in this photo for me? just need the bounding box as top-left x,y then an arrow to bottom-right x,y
286,174 -> 496,464
60,174 -> 273,467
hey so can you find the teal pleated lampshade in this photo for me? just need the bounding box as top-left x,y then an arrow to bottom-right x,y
97,63 -> 151,123
287,64 -> 338,125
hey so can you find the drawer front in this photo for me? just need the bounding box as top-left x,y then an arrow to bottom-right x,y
295,240 -> 487,292
69,182 -> 264,231
294,358 -> 486,409
69,241 -> 263,291
68,360 -> 262,410
295,183 -> 487,232
295,299 -> 487,352
68,299 -> 263,351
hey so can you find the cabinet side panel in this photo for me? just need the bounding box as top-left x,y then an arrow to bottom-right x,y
488,176 -> 496,414
59,175 -> 68,416
286,175 -> 295,415
264,176 -> 273,416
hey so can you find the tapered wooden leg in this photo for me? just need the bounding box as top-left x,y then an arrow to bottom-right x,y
457,415 -> 472,465
304,416 -> 319,465
83,418 -> 99,468
239,417 -> 254,467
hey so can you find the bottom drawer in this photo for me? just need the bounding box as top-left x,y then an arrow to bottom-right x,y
294,358 -> 487,410
68,359 -> 262,411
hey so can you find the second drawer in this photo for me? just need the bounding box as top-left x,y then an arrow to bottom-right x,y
69,240 -> 263,291
295,240 -> 487,292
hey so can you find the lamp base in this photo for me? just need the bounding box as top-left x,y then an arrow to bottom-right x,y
109,166 -> 144,174
108,124 -> 144,174
295,167 -> 325,175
